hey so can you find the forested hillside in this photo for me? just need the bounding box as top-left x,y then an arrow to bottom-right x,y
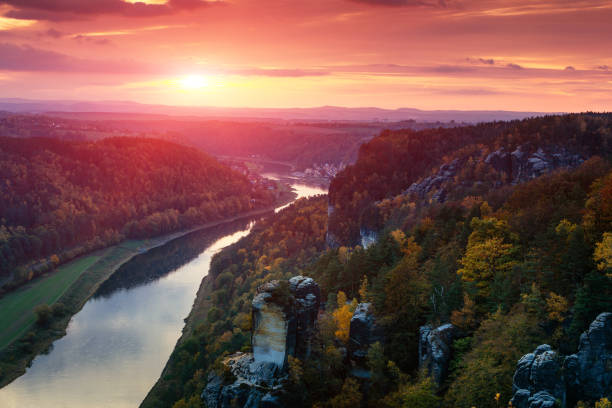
329,113 -> 612,245
0,137 -> 276,291
151,113 -> 612,408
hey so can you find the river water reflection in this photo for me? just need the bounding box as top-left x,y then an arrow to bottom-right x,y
0,182 -> 326,408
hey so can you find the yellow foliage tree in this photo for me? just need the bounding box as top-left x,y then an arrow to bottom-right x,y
359,276 -> 370,302
458,237 -> 517,300
390,229 -> 406,247
546,292 -> 569,323
50,254 -> 60,266
333,291 -> 356,344
451,294 -> 477,331
596,398 -> 612,408
594,232 -> 612,276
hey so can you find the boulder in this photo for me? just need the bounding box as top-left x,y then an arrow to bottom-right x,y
348,303 -> 384,363
510,313 -> 612,408
418,323 -> 461,387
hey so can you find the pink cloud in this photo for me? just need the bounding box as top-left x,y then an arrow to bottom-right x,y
1,0 -> 215,21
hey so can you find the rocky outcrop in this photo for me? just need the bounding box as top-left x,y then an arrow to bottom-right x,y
326,205 -> 340,248
360,227 -> 378,249
486,146 -> 583,185
252,281 -> 295,369
510,312 -> 612,408
404,158 -> 463,201
204,277 -> 320,408
348,303 -> 384,363
404,145 -> 584,203
565,312 -> 612,403
290,276 -> 321,359
202,353 -> 284,408
418,323 -> 461,387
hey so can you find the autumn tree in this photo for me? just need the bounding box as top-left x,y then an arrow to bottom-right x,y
329,378 -> 362,408
333,291 -> 357,343
457,217 -> 519,313
594,232 -> 612,276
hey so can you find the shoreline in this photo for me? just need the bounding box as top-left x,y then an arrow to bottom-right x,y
0,192 -> 296,389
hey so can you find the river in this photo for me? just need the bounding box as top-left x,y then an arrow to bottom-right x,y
0,182 -> 326,408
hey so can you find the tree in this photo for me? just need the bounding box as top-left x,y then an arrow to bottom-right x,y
457,218 -> 519,312
329,378 -> 362,408
444,306 -> 544,408
594,232 -> 612,277
333,291 -> 356,344
383,376 -> 440,408
34,304 -> 53,327
358,276 -> 370,302
367,342 -> 388,398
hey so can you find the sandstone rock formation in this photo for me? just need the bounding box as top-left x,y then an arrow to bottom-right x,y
252,281 -> 295,369
202,353 -> 283,408
290,275 -> 321,359
418,323 -> 461,388
510,312 -> 612,408
203,276 -> 320,408
348,303 -> 384,363
404,145 -> 584,203
359,227 -> 378,249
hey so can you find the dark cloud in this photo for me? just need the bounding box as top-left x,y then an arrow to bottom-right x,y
0,42 -> 148,73
466,57 -> 496,65
1,0 -> 214,21
40,28 -> 64,38
73,35 -> 112,46
564,66 -> 576,71
507,63 -> 523,70
596,65 -> 609,71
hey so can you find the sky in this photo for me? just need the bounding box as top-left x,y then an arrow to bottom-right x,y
0,0 -> 611,112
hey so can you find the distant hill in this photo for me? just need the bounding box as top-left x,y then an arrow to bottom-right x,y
0,98 -> 549,123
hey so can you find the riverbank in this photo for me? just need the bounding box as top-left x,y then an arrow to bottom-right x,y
0,191 -> 295,389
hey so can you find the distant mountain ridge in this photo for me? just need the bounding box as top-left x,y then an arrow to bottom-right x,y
0,98 -> 550,123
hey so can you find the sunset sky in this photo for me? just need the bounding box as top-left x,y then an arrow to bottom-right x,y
0,0 -> 611,111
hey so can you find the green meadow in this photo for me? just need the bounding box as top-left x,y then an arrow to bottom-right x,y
0,255 -> 100,351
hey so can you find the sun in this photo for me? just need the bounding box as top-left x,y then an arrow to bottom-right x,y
179,75 -> 209,90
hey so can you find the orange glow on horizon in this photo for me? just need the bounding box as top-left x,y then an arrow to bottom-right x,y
0,0 -> 609,112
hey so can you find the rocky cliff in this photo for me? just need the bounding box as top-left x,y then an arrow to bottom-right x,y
418,323 -> 461,388
510,312 -> 612,408
405,145 -> 584,203
203,276 -> 320,408
348,303 -> 384,364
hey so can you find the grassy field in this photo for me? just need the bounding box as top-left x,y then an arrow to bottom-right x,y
0,255 -> 101,350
